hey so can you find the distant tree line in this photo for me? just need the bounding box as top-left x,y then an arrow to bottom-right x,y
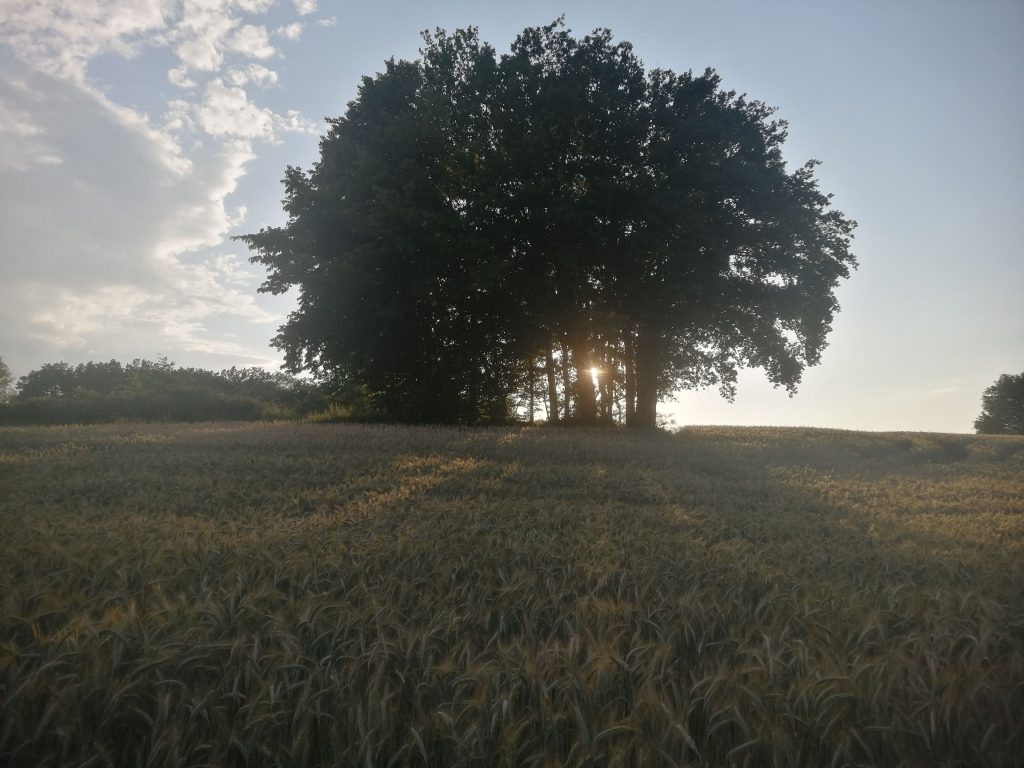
238,21 -> 856,426
0,356 -> 338,425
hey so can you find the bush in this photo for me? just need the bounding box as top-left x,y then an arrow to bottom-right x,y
0,390 -> 270,425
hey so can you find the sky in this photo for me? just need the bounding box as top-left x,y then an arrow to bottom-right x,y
0,0 -> 1021,433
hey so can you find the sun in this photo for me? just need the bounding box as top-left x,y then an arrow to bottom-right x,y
590,367 -> 601,386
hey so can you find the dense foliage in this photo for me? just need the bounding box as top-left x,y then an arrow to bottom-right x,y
0,357 -> 329,424
239,21 -> 856,426
975,372 -> 1024,435
1,423 -> 1021,765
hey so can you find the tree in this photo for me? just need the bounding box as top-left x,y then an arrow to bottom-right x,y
16,361 -> 77,399
620,67 -> 857,426
974,372 -> 1024,435
17,359 -> 131,399
239,21 -> 856,426
0,356 -> 13,403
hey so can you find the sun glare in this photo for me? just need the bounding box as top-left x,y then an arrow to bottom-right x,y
590,366 -> 601,386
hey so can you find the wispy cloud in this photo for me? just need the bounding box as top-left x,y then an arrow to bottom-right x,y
0,96 -> 63,170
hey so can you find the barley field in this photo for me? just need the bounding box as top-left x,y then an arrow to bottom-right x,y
1,422 -> 1022,767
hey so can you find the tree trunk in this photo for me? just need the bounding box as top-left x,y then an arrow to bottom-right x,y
528,357 -> 535,424
544,347 -> 559,424
624,332 -> 637,427
559,337 -> 572,421
572,337 -> 597,425
633,326 -> 659,428
599,347 -> 613,423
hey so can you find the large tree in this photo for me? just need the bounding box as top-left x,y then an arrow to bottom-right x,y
974,372 -> 1024,435
240,21 -> 856,426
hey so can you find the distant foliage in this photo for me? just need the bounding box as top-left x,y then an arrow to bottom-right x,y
975,372 -> 1024,435
0,357 -> 333,425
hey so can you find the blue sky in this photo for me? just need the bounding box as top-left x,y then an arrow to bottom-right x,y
1,0 -> 1021,432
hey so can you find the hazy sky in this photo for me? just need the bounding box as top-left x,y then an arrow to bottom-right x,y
1,0 -> 1021,432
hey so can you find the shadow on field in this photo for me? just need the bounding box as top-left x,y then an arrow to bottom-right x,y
328,426 -> 1021,593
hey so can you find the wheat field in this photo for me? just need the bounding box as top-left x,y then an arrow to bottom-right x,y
1,422 -> 1021,767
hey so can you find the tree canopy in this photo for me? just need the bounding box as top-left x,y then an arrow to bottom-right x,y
238,21 -> 856,426
974,372 -> 1024,435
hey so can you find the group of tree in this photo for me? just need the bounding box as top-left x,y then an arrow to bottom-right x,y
0,356 -> 333,425
239,20 -> 857,426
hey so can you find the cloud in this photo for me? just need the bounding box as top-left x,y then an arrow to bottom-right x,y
167,65 -> 197,89
0,1 -> 319,373
275,22 -> 303,41
293,0 -> 317,16
0,59 -> 276,364
0,2 -> 298,84
0,94 -> 63,170
0,0 -> 170,81
227,24 -> 275,59
177,35 -> 225,71
226,64 -> 279,87
316,16 -> 337,28
172,1 -> 241,74
275,110 -> 317,135
235,0 -> 276,12
167,4 -> 280,81
196,79 -> 272,139
195,79 -> 315,139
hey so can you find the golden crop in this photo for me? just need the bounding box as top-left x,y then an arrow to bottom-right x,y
1,423 -> 1021,767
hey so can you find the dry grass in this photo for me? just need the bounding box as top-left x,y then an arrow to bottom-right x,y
1,422 -> 1021,767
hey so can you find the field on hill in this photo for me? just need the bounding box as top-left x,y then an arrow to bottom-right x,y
1,422 -> 1022,767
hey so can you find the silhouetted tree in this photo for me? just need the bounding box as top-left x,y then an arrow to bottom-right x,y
239,21 -> 856,426
974,372 -> 1024,435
